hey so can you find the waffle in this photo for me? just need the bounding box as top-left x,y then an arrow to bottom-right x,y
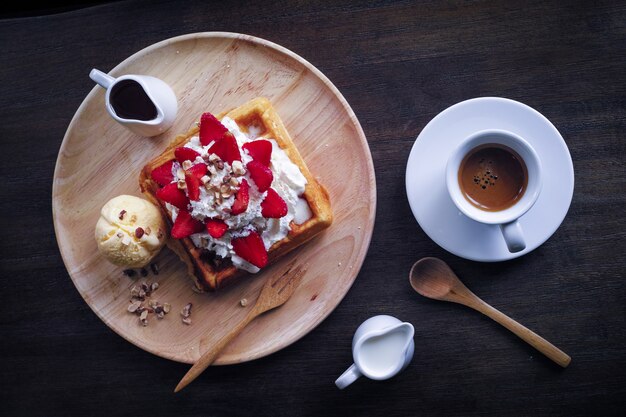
139,98 -> 332,291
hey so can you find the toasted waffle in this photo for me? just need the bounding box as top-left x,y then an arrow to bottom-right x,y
140,98 -> 332,291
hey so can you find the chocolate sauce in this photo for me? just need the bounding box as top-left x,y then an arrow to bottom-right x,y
110,80 -> 158,121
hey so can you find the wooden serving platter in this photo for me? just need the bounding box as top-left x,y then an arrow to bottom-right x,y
52,32 -> 375,364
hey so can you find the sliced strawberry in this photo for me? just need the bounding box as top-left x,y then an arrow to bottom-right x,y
205,218 -> 228,238
243,140 -> 272,166
186,162 -> 207,179
175,147 -> 201,164
185,173 -> 201,201
208,132 -> 241,165
246,160 -> 273,192
151,160 -> 175,187
230,179 -> 249,215
231,231 -> 268,268
171,210 -> 204,239
199,112 -> 228,146
155,182 -> 189,210
261,188 -> 288,218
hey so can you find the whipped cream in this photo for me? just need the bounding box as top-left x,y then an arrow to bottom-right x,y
165,117 -> 310,273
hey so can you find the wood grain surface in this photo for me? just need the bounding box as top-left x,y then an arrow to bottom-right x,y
1,1 -> 625,416
53,33 -> 375,365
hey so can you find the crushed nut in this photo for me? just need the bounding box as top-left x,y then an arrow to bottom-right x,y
201,175 -> 211,184
177,179 -> 187,190
231,160 -> 245,176
118,210 -> 127,220
130,285 -> 140,298
229,177 -> 239,187
176,168 -> 186,180
208,164 -> 218,175
135,227 -> 145,239
127,300 -> 142,313
117,232 -> 124,239
216,161 -> 224,170
127,280 -> 169,326
181,303 -> 193,318
144,227 -> 151,236
222,175 -> 231,184
182,160 -> 193,170
209,154 -> 221,163
130,214 -> 137,224
219,184 -> 230,193
240,298 -> 248,307
182,317 -> 192,325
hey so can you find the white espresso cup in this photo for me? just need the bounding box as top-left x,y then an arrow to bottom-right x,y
446,129 -> 542,253
89,68 -> 177,137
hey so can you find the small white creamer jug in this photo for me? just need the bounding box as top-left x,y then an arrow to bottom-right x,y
89,68 -> 178,137
335,315 -> 414,389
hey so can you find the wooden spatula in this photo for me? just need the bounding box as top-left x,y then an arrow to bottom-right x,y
175,264 -> 307,392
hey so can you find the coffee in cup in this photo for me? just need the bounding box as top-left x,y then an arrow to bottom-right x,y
458,144 -> 528,212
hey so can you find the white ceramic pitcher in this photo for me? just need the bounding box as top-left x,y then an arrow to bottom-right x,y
335,315 -> 414,389
89,68 -> 178,137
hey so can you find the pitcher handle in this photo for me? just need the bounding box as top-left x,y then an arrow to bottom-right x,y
90,68 -> 115,89
335,364 -> 361,389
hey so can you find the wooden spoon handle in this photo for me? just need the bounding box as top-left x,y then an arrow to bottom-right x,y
174,308 -> 258,392
469,298 -> 571,367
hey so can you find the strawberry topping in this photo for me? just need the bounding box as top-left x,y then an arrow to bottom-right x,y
230,179 -> 249,215
208,132 -> 241,165
205,218 -> 228,238
185,173 -> 201,201
261,188 -> 288,218
243,140 -> 272,166
199,112 -> 228,146
175,147 -> 201,164
246,160 -> 273,192
231,231 -> 268,268
151,160 -> 175,187
171,210 -> 204,239
155,182 -> 189,210
186,162 -> 207,179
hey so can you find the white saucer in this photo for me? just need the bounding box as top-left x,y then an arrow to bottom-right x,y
405,97 -> 574,262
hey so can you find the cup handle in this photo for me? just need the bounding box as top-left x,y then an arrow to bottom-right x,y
500,220 -> 526,253
335,364 -> 362,389
90,68 -> 115,89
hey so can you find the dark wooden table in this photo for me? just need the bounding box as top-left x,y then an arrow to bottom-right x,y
2,1 -> 625,416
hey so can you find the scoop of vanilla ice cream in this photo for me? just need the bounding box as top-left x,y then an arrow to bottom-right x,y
95,195 -> 167,268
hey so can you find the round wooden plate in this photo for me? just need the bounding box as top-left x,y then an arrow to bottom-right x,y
53,32 -> 375,364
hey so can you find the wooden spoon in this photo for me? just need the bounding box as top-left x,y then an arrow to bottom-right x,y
175,263 -> 307,393
409,257 -> 571,367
